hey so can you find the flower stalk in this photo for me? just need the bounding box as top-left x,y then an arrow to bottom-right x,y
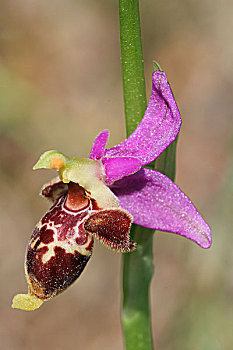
119,1 -> 179,349
119,0 -> 147,134
119,0 -> 154,348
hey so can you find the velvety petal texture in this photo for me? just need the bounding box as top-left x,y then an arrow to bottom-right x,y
102,157 -> 142,185
84,209 -> 135,252
105,71 -> 182,165
111,169 -> 211,248
89,129 -> 109,160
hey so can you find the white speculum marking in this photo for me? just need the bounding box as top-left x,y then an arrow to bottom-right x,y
30,236 -> 40,250
32,204 -> 94,265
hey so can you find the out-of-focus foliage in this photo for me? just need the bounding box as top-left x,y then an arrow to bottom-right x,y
0,0 -> 232,349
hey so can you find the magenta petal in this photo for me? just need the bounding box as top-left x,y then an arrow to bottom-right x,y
105,72 -> 182,165
111,169 -> 211,248
102,157 -> 141,185
89,130 -> 109,160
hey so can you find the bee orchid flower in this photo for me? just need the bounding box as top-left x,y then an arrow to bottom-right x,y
12,71 -> 211,311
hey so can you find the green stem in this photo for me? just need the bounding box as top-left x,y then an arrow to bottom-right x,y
119,1 -> 178,349
122,226 -> 154,350
119,0 -> 147,134
155,138 -> 178,182
119,1 -> 154,349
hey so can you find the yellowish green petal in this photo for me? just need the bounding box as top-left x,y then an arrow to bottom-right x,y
33,151 -> 120,209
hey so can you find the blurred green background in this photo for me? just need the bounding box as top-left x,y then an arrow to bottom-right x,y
1,0 -> 232,349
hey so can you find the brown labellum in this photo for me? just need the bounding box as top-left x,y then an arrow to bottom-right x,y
13,179 -> 135,311
26,181 -> 94,300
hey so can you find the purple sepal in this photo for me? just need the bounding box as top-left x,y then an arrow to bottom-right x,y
102,157 -> 142,185
89,130 -> 109,160
105,71 -> 182,166
111,169 -> 211,248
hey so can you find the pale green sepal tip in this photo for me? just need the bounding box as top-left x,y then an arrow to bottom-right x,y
33,150 -> 70,170
32,150 -> 100,189
32,150 -> 120,210
153,60 -> 163,72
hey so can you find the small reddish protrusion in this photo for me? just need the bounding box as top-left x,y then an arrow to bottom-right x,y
65,183 -> 89,211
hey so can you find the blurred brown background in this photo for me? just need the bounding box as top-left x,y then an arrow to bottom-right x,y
1,0 -> 233,349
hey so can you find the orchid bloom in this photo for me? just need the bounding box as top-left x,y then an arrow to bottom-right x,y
12,71 -> 211,311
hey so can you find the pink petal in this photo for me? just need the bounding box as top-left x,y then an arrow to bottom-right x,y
102,157 -> 142,185
105,72 -> 182,165
111,169 -> 211,248
89,130 -> 109,160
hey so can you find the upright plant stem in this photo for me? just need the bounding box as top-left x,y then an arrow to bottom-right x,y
119,1 -> 154,349
122,225 -> 154,350
119,1 -> 178,349
119,0 -> 147,134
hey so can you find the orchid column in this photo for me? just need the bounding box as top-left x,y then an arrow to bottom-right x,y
119,0 -> 154,348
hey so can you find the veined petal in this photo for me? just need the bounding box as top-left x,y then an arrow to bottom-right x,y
102,157 -> 142,185
105,71 -> 182,165
89,130 -> 109,160
111,169 -> 211,248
